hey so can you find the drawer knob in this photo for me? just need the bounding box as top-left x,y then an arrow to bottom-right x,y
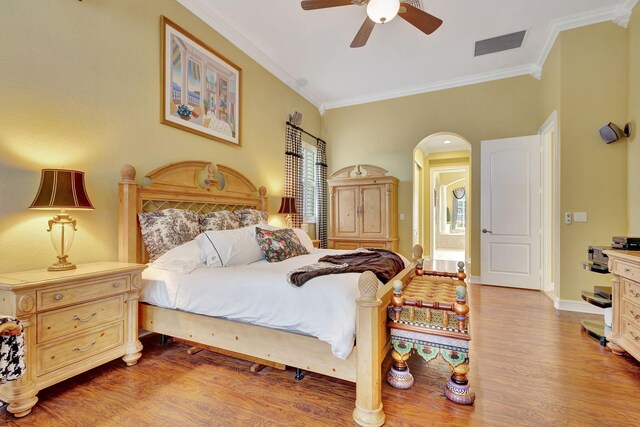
630,331 -> 640,341
633,292 -> 640,298
73,340 -> 97,353
113,282 -> 121,289
625,268 -> 631,272
54,293 -> 63,301
72,312 -> 97,323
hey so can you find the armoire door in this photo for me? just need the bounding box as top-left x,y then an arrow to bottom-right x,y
360,184 -> 387,239
333,185 -> 360,238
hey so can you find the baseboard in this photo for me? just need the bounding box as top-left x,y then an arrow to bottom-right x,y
469,276 -> 481,284
554,297 -> 604,314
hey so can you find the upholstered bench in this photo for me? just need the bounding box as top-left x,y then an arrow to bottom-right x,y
386,250 -> 475,405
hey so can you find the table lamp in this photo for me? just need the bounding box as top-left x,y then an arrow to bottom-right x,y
29,169 -> 94,271
277,196 -> 297,228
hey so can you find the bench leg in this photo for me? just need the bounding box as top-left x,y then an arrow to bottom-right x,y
386,349 -> 414,389
444,362 -> 475,405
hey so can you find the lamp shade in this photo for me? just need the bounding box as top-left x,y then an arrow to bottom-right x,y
277,196 -> 297,215
367,0 -> 400,23
29,169 -> 94,210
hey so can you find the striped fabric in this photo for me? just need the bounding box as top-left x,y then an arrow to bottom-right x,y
285,124 -> 303,228
315,139 -> 328,249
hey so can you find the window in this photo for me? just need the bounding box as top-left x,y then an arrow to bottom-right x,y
301,141 -> 317,223
453,196 -> 466,231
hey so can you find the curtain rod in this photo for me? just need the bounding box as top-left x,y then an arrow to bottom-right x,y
286,121 -> 326,144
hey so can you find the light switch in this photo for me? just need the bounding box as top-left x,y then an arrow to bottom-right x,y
399,213 -> 405,221
574,212 -> 587,222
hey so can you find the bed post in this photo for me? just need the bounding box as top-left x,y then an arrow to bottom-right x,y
353,271 -> 385,427
119,164 -> 139,263
258,186 -> 267,211
412,244 -> 423,263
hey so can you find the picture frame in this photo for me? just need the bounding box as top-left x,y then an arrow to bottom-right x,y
161,16 -> 241,147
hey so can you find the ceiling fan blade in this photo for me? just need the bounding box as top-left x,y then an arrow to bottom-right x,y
399,3 -> 442,35
301,0 -> 354,10
350,17 -> 376,48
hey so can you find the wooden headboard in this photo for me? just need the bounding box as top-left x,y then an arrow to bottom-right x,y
118,160 -> 267,263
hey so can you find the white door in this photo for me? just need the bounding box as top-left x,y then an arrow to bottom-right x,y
481,136 -> 541,289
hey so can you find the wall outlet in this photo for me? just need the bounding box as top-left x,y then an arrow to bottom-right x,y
399,213 -> 405,221
565,212 -> 572,225
574,212 -> 587,222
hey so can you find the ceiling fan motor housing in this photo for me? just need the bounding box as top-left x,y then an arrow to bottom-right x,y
367,0 -> 400,23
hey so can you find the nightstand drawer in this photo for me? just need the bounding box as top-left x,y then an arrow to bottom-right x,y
622,318 -> 640,349
37,322 -> 123,376
614,260 -> 640,282
37,276 -> 129,310
623,298 -> 640,326
37,295 -> 124,343
623,279 -> 640,302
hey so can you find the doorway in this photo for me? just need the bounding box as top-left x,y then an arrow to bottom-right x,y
413,132 -> 471,263
430,166 -> 469,262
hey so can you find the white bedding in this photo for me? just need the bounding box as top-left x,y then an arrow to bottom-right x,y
141,249 -> 408,359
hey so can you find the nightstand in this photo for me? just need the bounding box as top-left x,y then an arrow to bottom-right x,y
0,262 -> 146,417
311,240 -> 320,248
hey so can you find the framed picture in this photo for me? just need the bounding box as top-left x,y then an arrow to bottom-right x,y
161,16 -> 241,147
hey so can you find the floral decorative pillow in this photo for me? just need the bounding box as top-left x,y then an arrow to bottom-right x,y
200,211 -> 241,231
138,209 -> 201,262
234,209 -> 269,227
255,227 -> 309,263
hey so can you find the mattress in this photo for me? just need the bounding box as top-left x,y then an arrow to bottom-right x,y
141,249 -> 408,359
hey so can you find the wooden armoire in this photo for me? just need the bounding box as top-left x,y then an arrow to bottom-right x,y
328,164 -> 398,251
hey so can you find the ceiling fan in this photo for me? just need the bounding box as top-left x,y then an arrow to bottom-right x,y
300,0 -> 443,48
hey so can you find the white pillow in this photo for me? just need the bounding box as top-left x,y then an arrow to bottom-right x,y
195,224 -> 265,267
150,240 -> 205,274
292,228 -> 315,252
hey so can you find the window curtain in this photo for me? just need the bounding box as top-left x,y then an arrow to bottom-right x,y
285,123 -> 303,228
315,139 -> 328,249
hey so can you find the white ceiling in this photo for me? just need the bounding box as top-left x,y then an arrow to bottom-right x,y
178,0 -> 637,111
417,133 -> 470,154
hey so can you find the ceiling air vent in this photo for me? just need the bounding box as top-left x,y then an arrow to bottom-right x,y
474,30 -> 526,57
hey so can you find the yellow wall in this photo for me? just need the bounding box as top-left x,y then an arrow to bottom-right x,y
629,7 -> 640,234
541,39 -> 562,120
0,0 -> 320,273
554,23 -> 628,299
413,148 -> 426,248
322,77 -> 542,271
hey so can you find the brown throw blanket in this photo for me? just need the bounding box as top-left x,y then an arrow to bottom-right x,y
287,249 -> 405,287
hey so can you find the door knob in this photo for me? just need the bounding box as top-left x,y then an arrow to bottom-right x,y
482,228 -> 493,234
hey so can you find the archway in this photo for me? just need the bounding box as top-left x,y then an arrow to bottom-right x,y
413,132 -> 471,262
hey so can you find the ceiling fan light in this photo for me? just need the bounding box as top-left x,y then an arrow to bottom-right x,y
366,0 -> 400,24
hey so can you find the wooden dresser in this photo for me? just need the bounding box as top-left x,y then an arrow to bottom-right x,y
605,250 -> 640,362
328,164 -> 398,251
0,262 -> 146,417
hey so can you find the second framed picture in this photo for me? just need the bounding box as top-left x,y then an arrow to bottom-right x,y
161,16 -> 241,147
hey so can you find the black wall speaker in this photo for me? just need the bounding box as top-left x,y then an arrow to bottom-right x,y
599,122 -> 632,144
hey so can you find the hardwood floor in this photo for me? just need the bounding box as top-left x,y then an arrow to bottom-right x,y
2,284 -> 639,426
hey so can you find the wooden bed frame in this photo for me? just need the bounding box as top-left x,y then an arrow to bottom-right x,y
117,161 -> 414,427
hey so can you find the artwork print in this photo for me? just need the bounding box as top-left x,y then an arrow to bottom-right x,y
162,17 -> 241,146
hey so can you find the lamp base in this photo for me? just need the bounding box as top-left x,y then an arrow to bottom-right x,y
48,260 -> 76,272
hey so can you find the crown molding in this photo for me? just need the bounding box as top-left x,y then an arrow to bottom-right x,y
535,1 -> 638,73
176,0 -> 322,109
323,64 -> 540,110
